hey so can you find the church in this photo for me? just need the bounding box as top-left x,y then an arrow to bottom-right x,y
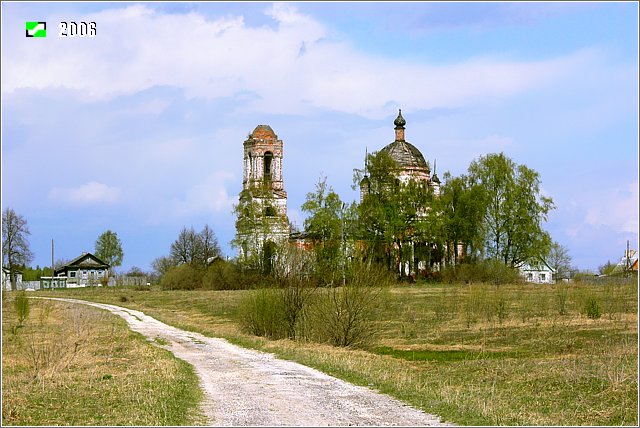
235,110 -> 444,276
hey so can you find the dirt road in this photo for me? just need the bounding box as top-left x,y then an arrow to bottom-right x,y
45,297 -> 451,426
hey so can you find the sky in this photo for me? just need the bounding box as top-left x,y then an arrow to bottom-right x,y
1,1 -> 638,273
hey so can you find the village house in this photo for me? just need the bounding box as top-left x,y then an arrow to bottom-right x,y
40,252 -> 110,289
2,267 -> 23,291
519,259 -> 556,284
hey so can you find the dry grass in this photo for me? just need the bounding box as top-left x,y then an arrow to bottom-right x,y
2,295 -> 205,426
32,280 -> 638,426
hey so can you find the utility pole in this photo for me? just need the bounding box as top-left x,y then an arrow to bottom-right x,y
51,239 -> 54,289
626,240 -> 630,277
341,202 -> 346,287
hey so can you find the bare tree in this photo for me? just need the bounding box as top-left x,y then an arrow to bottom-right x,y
548,242 -> 572,281
2,208 -> 34,290
170,227 -> 202,265
200,224 -> 222,264
151,255 -> 176,279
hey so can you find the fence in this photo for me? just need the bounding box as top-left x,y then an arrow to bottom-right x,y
3,276 -> 149,291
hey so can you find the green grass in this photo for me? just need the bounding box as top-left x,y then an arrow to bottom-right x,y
29,279 -> 638,426
2,295 -> 205,426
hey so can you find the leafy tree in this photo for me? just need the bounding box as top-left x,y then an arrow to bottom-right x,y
547,242 -> 572,281
2,208 -> 34,290
598,260 -> 616,276
354,150 -> 440,276
301,176 -> 346,285
94,230 -> 124,271
440,173 -> 485,265
467,153 -> 554,267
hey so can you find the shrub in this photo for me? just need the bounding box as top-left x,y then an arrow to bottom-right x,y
440,260 -> 522,285
584,296 -> 602,320
14,292 -> 30,327
238,288 -> 288,339
555,284 -> 568,315
312,261 -> 391,348
202,260 -> 240,290
160,264 -> 203,290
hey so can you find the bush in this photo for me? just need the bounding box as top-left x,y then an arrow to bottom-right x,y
584,296 -> 602,320
14,292 -> 30,327
440,260 -> 523,285
202,260 -> 240,290
238,288 -> 288,339
311,260 -> 392,348
160,264 -> 203,290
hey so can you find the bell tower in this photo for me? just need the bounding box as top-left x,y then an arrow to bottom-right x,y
236,125 -> 290,269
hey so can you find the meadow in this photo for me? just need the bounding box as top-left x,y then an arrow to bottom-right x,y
4,278 -> 638,426
1,294 -> 205,426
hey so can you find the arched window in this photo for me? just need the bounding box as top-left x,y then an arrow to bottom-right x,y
264,151 -> 273,181
263,241 -> 276,275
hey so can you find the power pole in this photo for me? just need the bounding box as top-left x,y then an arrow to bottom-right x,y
626,240 -> 630,277
341,202 -> 346,287
51,239 -> 54,288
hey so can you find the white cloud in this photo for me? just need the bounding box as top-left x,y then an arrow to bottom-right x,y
49,181 -> 121,204
2,4 -> 593,118
584,180 -> 639,235
171,171 -> 236,217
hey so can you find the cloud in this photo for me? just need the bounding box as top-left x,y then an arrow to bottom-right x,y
170,171 -> 237,217
2,4 -> 592,118
49,181 -> 121,204
583,181 -> 639,235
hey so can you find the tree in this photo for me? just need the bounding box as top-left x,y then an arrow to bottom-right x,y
151,255 -> 177,278
94,230 -> 124,272
354,150 -> 440,276
301,176 -> 346,285
170,225 -> 222,267
170,227 -> 202,266
467,153 -> 554,267
200,225 -> 222,264
547,242 -> 572,281
2,208 -> 34,290
440,173 -> 485,265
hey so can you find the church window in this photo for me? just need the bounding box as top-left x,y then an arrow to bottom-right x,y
265,206 -> 276,217
264,151 -> 273,181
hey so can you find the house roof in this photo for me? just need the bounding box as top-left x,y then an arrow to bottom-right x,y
519,257 -> 556,273
54,252 -> 109,275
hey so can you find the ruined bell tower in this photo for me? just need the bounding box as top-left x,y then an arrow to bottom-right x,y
235,125 -> 290,269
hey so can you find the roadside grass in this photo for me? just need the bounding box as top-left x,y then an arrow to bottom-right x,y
1,295 -> 205,426
32,280 -> 638,426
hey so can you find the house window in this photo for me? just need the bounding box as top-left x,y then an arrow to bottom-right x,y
540,273 -> 546,281
527,273 -> 533,281
70,271 -> 76,278
98,270 -> 103,277
82,270 -> 88,279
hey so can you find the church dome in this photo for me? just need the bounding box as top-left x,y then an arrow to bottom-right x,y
381,140 -> 428,169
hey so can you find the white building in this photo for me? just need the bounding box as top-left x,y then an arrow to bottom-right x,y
520,259 -> 556,284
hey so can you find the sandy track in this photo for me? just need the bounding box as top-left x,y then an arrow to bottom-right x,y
44,297 -> 451,426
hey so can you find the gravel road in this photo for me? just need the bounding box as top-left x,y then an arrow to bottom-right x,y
45,297 -> 452,426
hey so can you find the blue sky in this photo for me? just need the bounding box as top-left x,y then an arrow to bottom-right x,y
2,1 -> 638,273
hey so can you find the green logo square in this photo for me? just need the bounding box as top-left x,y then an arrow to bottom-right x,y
26,21 -> 46,38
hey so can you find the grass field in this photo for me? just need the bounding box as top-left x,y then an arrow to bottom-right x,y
1,294 -> 205,426
10,279 -> 639,426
